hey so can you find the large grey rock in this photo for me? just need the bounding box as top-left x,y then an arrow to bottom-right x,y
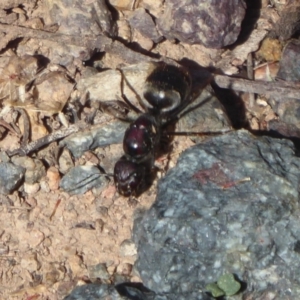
129,8 -> 163,43
133,130 -> 300,299
48,0 -> 116,36
157,0 -> 246,48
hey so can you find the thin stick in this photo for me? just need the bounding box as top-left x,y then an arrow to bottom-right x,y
166,130 -> 232,136
0,119 -> 19,136
15,108 -> 30,146
247,53 -> 255,107
214,75 -> 300,100
7,120 -> 89,156
49,199 -> 61,221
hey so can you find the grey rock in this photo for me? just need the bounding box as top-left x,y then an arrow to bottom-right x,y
271,39 -> 300,135
177,88 -> 232,138
115,282 -> 157,300
277,39 -> 300,82
157,0 -> 246,48
88,263 -> 110,280
60,121 -> 127,158
25,165 -> 46,184
0,162 -> 25,194
129,8 -> 163,43
0,151 -> 9,163
49,0 -> 117,37
48,0 -> 117,61
11,156 -> 35,169
113,274 -> 131,285
11,156 -> 46,184
119,239 -> 137,257
64,282 -> 157,300
268,100 -> 300,139
60,166 -> 108,195
58,148 -> 75,174
268,119 -> 300,140
63,283 -> 120,300
133,130 -> 300,299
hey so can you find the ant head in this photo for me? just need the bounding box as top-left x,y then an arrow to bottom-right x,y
114,156 -> 146,197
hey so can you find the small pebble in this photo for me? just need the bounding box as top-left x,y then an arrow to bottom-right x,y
59,148 -> 74,174
88,263 -> 110,280
47,166 -> 61,191
119,239 -> 137,257
24,182 -> 40,194
116,263 -> 133,276
40,179 -> 51,193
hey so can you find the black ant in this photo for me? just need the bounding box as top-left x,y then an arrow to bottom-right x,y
100,62 -> 227,197
110,62 -> 196,197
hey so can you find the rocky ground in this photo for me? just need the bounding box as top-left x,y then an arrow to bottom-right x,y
0,0 -> 300,299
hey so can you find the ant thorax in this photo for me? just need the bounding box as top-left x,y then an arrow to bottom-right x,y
123,114 -> 160,163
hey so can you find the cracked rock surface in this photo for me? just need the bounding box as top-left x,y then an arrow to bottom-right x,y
133,130 -> 300,299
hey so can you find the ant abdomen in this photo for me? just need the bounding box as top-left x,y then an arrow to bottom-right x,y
142,64 -> 191,116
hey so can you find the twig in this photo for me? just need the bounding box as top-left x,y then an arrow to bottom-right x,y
247,53 -> 255,107
166,130 -> 232,136
49,199 -> 61,221
7,120 -> 89,156
15,108 -> 30,146
0,119 -> 19,136
6,117 -> 122,157
213,75 -> 300,100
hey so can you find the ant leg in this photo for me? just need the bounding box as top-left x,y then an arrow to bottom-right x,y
85,100 -> 98,124
117,68 -> 145,114
99,100 -> 137,122
161,94 -> 213,130
67,102 -> 80,123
